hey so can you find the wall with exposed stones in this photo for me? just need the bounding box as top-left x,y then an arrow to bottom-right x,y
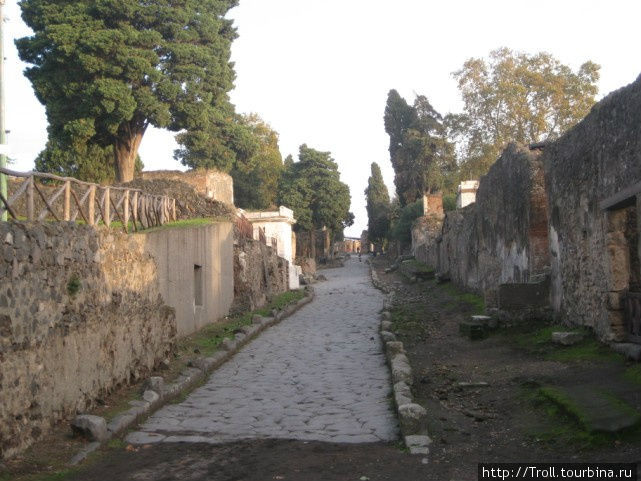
232,235 -> 289,314
542,74 -> 641,340
413,144 -> 550,305
0,222 -> 176,459
141,169 -> 234,206
474,144 -> 549,294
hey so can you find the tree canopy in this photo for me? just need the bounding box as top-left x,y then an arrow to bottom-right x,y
17,0 -> 241,182
447,47 -> 600,179
278,144 -> 352,238
364,162 -> 390,245
231,114 -> 283,210
384,90 -> 455,206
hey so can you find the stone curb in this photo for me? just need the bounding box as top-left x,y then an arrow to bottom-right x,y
69,287 -> 316,465
370,266 -> 432,456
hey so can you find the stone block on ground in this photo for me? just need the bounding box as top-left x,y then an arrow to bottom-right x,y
146,376 -> 165,395
71,415 -> 109,442
472,315 -> 498,329
107,412 -> 138,435
381,320 -> 392,331
404,434 -> 432,455
540,385 -> 641,434
381,331 -> 396,342
551,331 -> 584,346
391,353 -> 413,385
459,320 -> 487,340
143,390 -> 160,404
610,342 -> 641,361
386,341 -> 405,358
221,338 -> 237,351
394,381 -> 413,407
398,403 -> 427,434
70,442 -> 101,466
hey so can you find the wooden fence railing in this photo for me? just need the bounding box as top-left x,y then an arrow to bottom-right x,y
0,167 -> 176,233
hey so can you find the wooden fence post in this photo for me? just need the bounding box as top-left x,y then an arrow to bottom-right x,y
123,190 -> 130,233
88,185 -> 95,226
132,191 -> 138,225
63,180 -> 71,221
27,176 -> 34,221
104,187 -> 111,227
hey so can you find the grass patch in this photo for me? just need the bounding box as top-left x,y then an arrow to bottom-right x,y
106,439 -> 127,450
187,289 -> 306,356
0,468 -> 79,481
401,259 -> 434,274
98,390 -> 142,422
523,385 -> 641,449
501,322 -> 623,363
624,365 -> 641,386
438,282 -> 485,314
547,340 -> 625,363
389,304 -> 429,340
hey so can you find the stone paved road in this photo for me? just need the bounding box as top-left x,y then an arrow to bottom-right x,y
127,257 -> 399,445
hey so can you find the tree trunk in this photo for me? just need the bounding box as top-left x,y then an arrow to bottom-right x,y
114,121 -> 147,183
310,229 -> 316,260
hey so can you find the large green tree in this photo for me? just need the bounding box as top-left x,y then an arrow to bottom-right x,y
278,144 -> 352,257
17,0 -> 240,182
231,114 -> 283,210
447,47 -> 600,179
384,91 -> 455,206
364,162 -> 390,246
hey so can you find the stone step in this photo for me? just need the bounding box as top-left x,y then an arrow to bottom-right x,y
540,385 -> 641,434
459,320 -> 487,340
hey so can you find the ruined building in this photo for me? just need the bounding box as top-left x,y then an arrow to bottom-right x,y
411,73 -> 641,344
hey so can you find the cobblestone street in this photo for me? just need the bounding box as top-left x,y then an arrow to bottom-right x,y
127,258 -> 399,445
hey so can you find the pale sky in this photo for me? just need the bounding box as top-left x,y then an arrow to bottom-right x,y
4,0 -> 641,237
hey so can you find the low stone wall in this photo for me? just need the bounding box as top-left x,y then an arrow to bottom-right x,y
0,222 -> 176,459
232,236 -> 289,313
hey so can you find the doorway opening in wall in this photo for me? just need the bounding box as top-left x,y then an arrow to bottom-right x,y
607,199 -> 641,343
194,264 -> 203,307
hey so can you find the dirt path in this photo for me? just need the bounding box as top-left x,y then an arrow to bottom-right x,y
371,256 -> 641,480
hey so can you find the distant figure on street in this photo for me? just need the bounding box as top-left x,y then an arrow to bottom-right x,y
357,247 -> 362,262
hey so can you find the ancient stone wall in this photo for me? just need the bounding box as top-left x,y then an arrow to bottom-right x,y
543,74 -> 641,340
416,144 -> 549,305
474,144 -> 549,294
232,235 -> 289,314
0,222 -> 176,459
141,169 -> 234,206
437,204 -> 479,289
412,215 -> 443,267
